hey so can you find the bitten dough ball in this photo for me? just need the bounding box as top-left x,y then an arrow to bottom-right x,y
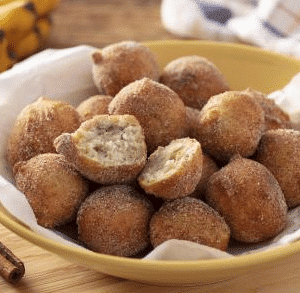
196,91 -> 265,163
7,97 -> 82,169
92,41 -> 160,96
205,155 -> 287,243
254,129 -> 300,208
138,137 -> 203,200
109,77 -> 186,154
13,153 -> 89,228
159,55 -> 230,110
150,197 -> 231,251
77,185 -> 154,257
76,95 -> 113,121
54,114 -> 147,185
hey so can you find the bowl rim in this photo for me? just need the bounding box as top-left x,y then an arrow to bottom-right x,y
144,39 -> 300,65
1,39 -> 300,276
0,200 -> 299,272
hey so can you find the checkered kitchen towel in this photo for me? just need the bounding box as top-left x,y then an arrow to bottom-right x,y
161,0 -> 300,57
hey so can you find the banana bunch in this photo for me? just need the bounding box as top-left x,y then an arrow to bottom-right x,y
0,0 -> 59,73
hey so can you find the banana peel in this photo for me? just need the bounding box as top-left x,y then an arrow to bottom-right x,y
0,0 -> 59,15
30,0 -> 59,16
0,0 -> 59,73
0,30 -> 14,72
7,15 -> 51,59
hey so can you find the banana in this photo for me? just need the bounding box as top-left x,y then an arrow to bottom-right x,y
30,0 -> 60,16
0,0 -> 59,15
6,26 -> 29,47
35,15 -> 51,43
0,30 -> 14,72
7,13 -> 52,60
0,1 -> 36,32
0,0 -> 58,72
12,29 -> 39,59
0,1 -> 17,6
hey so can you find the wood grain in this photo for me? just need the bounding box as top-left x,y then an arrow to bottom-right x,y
45,0 -> 176,49
2,0 -> 300,292
2,221 -> 300,292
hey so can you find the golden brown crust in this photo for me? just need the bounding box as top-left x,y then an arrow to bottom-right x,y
92,41 -> 160,96
54,114 -> 147,184
150,197 -> 230,251
254,129 -> 300,208
77,185 -> 154,256
14,153 -> 89,228
138,138 -> 203,200
159,55 -> 230,110
76,95 -> 113,121
108,77 -> 186,154
185,106 -> 201,138
7,97 -> 82,169
205,156 -> 287,243
197,91 -> 265,163
190,153 -> 219,200
242,88 -> 291,130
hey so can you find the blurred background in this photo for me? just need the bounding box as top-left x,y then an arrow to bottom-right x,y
46,0 -> 175,49
3,0 -> 300,71
0,0 -> 179,72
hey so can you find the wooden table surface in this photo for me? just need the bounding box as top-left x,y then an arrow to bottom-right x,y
2,0 -> 300,292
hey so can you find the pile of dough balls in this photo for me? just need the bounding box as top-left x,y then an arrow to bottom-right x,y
7,40 -> 299,257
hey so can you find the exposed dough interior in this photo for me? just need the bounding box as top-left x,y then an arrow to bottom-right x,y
77,122 -> 145,166
142,139 -> 198,183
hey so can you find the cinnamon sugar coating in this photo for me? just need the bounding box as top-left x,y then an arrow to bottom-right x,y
254,129 -> 300,208
138,138 -> 203,200
7,97 -> 82,169
13,153 -> 89,228
185,106 -> 201,139
242,88 -> 291,131
76,95 -> 113,121
159,55 -> 230,110
109,77 -> 186,153
196,91 -> 265,163
92,41 -> 160,96
54,114 -> 147,184
77,185 -> 154,256
206,156 -> 287,243
150,197 -> 230,251
190,153 -> 219,201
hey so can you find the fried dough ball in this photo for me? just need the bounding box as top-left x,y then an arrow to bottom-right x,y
242,88 -> 291,130
197,91 -> 265,163
290,110 -> 300,130
7,97 -> 82,169
76,95 -> 113,121
159,55 -> 230,110
92,41 -> 160,96
54,114 -> 147,184
13,153 -> 89,228
254,129 -> 300,208
205,155 -> 287,243
150,197 -> 230,251
185,106 -> 201,138
190,153 -> 219,201
109,77 -> 186,153
77,185 -> 154,256
138,138 -> 203,200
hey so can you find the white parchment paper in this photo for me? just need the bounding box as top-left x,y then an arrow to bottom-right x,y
1,45 -> 300,261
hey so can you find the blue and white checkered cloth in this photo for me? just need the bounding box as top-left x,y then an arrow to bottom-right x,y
161,0 -> 300,57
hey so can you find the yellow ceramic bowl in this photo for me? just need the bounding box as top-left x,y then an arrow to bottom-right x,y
1,40 -> 300,286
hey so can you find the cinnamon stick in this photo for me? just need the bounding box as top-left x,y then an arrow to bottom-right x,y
0,241 -> 25,284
